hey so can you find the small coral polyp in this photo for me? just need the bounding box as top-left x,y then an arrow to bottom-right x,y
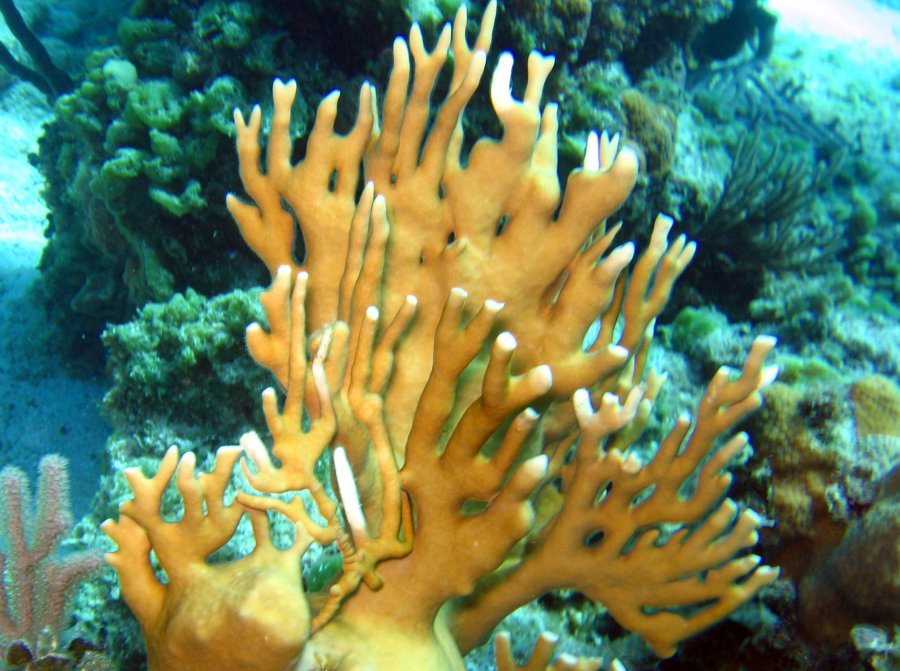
102,4 -> 778,670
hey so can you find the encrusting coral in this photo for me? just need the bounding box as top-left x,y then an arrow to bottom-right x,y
102,4 -> 779,670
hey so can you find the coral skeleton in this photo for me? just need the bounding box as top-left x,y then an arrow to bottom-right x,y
102,4 -> 779,670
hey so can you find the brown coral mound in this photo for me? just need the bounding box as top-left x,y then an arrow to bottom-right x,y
851,374 -> 900,438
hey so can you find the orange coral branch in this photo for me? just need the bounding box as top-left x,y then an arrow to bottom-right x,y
103,3 -> 780,670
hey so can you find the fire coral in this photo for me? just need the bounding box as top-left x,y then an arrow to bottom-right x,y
102,4 -> 779,670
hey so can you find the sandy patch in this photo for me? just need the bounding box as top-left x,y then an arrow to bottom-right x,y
769,0 -> 900,56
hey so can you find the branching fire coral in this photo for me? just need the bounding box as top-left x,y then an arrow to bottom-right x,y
102,4 -> 778,670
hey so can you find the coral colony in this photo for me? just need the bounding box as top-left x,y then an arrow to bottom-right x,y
103,4 -> 778,670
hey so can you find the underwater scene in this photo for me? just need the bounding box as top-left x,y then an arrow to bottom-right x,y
0,0 -> 898,669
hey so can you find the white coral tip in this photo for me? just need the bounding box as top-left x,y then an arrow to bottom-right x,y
608,344 -> 630,359
600,130 -> 621,171
333,446 -> 367,537
496,331 -> 517,352
756,334 -> 778,349
608,241 -> 636,269
490,52 -> 515,112
484,298 -> 505,313
573,388 -> 594,424
760,364 -> 780,388
240,430 -> 267,457
522,454 -> 549,479
450,286 -> 468,300
530,364 -> 553,392
584,130 -> 600,171
623,453 -> 642,474
743,509 -> 763,527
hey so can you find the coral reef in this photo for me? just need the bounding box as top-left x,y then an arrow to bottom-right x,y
745,374 -> 900,650
101,288 -> 267,435
2,0 -> 893,668
673,133 -> 844,316
850,374 -> 900,437
584,0 -> 730,76
802,472 -> 900,643
101,5 -> 778,670
33,0 -> 742,364
619,89 -> 677,177
34,1 -> 313,359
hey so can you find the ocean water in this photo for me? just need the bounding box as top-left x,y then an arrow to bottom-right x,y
0,0 -> 897,670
